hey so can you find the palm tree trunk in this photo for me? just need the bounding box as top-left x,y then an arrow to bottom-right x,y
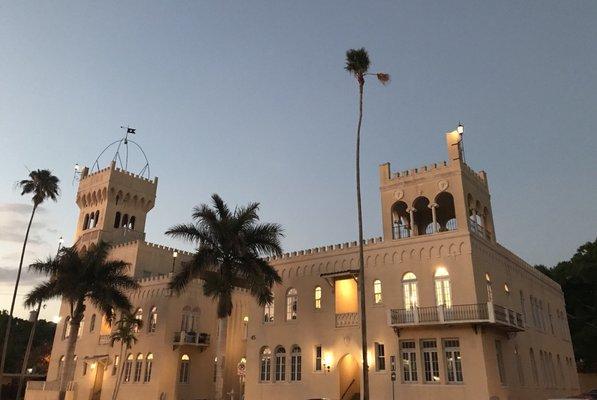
112,343 -> 125,400
59,316 -> 81,400
0,204 -> 37,399
214,316 -> 228,400
355,80 -> 370,400
16,300 -> 42,400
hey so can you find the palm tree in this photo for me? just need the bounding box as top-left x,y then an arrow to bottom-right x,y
24,241 -> 139,400
0,169 -> 60,398
110,313 -> 143,400
345,48 -> 390,400
166,194 -> 283,400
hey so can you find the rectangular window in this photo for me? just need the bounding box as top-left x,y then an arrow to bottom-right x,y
180,362 -> 190,383
443,339 -> 463,383
421,339 -> 440,383
112,355 -> 119,376
375,342 -> 386,371
134,360 -> 142,382
400,341 -> 418,382
495,340 -> 506,384
263,302 -> 274,324
315,346 -> 322,372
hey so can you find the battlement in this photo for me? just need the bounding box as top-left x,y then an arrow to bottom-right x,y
267,236 -> 384,262
79,161 -> 158,186
389,160 -> 449,179
141,241 -> 193,257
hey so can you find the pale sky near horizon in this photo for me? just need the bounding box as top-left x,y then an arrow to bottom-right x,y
1,1 -> 596,320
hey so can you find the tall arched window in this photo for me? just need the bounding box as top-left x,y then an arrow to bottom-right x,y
134,308 -> 143,332
179,354 -> 190,383
89,314 -> 96,332
264,298 -> 274,323
290,346 -> 302,381
402,273 -> 418,309
286,288 -> 298,320
148,306 -> 157,333
57,356 -> 65,380
122,214 -> 129,228
114,212 -> 121,228
94,210 -> 100,228
144,353 -> 153,383
260,347 -> 272,381
373,279 -> 383,304
63,317 -> 71,339
275,346 -> 286,381
124,354 -> 133,383
129,216 -> 136,230
485,273 -> 493,302
434,267 -> 452,307
314,286 -> 322,309
134,353 -> 143,382
83,214 -> 90,230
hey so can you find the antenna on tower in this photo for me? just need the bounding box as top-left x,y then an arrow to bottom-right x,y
91,126 -> 151,178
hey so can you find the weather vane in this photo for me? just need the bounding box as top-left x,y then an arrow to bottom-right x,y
90,125 -> 151,178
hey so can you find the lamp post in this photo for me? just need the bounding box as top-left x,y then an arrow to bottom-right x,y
456,122 -> 465,163
16,236 -> 63,399
171,251 -> 178,273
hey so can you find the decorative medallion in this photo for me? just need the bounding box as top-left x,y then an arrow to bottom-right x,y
438,180 -> 449,191
393,190 -> 404,200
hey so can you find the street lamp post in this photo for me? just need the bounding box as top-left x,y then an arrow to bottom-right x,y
171,251 -> 178,273
16,236 -> 63,399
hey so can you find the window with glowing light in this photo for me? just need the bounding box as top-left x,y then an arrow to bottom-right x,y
402,272 -> 418,309
434,267 -> 451,308
373,279 -> 383,304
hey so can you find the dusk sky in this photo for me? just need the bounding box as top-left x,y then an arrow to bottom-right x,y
1,1 -> 595,319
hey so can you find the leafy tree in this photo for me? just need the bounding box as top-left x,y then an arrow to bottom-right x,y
110,313 -> 142,400
345,47 -> 390,400
0,170 -> 60,399
166,194 -> 283,400
536,238 -> 597,372
24,242 -> 139,400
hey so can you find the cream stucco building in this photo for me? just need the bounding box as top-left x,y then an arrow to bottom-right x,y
27,129 -> 579,400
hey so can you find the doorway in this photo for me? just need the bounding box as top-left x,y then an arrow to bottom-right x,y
90,363 -> 105,400
338,354 -> 360,400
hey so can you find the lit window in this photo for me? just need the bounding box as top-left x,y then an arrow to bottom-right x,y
179,354 -> 190,383
260,347 -> 272,381
485,273 -> 493,302
443,339 -> 463,383
314,346 -> 322,372
57,356 -> 65,380
373,279 -> 383,304
112,355 -> 119,376
144,353 -> 153,383
134,308 -> 143,332
148,307 -> 157,333
375,342 -> 386,371
422,339 -> 440,383
275,347 -> 286,381
290,346 -> 302,381
400,341 -> 418,382
124,354 -> 133,383
434,268 -> 451,308
134,354 -> 144,382
286,289 -> 298,321
314,286 -> 322,309
504,283 -> 510,295
264,298 -> 274,323
63,317 -> 71,339
402,273 -> 418,309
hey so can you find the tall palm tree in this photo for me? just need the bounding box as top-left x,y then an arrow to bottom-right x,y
166,194 -> 283,400
345,48 -> 390,400
24,241 -> 139,400
0,169 -> 60,398
110,313 -> 143,400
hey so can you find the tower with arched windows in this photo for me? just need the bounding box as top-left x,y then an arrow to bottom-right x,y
74,160 -> 157,248
379,128 -> 496,243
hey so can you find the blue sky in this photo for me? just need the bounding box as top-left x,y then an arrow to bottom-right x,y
1,1 -> 595,319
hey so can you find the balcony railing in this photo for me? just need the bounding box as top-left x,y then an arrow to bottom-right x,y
98,334 -> 111,345
388,302 -> 524,332
468,219 -> 492,240
335,312 -> 359,328
27,380 -> 76,392
173,331 -> 211,347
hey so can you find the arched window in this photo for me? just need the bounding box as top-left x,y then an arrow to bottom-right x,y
373,279 -> 383,304
275,346 -> 286,381
413,197 -> 432,235
83,214 -> 90,230
77,317 -> 84,337
144,353 -> 153,383
434,267 -> 452,307
134,353 -> 143,382
89,314 -> 96,332
134,308 -> 143,332
264,298 -> 274,323
122,214 -> 129,228
314,286 -> 322,309
113,212 -> 121,228
286,288 -> 298,320
290,346 -> 302,381
63,317 -> 71,339
124,354 -> 133,383
485,273 -> 493,302
435,192 -> 457,232
148,306 -> 157,333
504,283 -> 510,295
129,216 -> 136,230
57,356 -> 65,380
402,272 -> 418,309
259,347 -> 272,381
94,210 -> 100,228
391,201 -> 410,239
179,354 -> 190,383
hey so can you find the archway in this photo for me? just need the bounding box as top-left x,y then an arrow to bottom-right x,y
338,354 -> 360,400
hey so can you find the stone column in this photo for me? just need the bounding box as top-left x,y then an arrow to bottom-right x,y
429,203 -> 438,233
407,207 -> 416,236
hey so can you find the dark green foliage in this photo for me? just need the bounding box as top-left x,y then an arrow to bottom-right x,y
18,169 -> 60,206
0,311 -> 55,374
536,238 -> 597,372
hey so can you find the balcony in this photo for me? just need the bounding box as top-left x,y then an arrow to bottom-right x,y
335,312 -> 359,328
26,380 -> 76,392
468,219 -> 492,241
173,331 -> 210,349
388,302 -> 524,332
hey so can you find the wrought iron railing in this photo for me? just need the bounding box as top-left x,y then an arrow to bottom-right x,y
335,312 -> 359,328
173,331 -> 210,346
